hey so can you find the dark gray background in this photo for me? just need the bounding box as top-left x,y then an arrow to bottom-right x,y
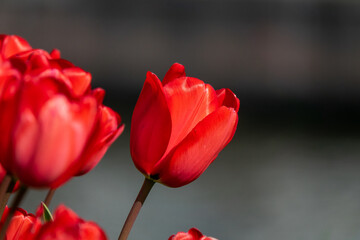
1,0 -> 360,239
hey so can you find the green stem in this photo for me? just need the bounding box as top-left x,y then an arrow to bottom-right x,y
118,178 -> 155,240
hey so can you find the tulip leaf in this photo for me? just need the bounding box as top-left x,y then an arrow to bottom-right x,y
41,202 -> 53,222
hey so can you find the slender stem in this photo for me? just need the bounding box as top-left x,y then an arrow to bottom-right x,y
44,188 -> 56,207
0,174 -> 12,210
0,178 -> 16,218
118,178 -> 155,240
0,185 -> 28,240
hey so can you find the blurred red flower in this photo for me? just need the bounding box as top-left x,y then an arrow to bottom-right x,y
131,63 -> 239,187
0,35 -> 124,188
169,228 -> 217,240
34,205 -> 107,240
0,206 -> 41,240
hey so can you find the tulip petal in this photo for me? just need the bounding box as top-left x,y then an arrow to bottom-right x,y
3,208 -> 38,240
162,63 -> 185,86
0,35 -> 32,59
28,53 -> 50,70
35,205 -> 107,240
0,68 -> 22,170
77,106 -> 124,175
216,88 -> 240,112
154,106 -> 238,187
163,77 -> 219,154
13,96 -> 97,187
188,228 -> 203,239
169,228 -> 218,240
91,88 -> 105,104
17,75 -> 71,117
50,49 -> 61,59
62,68 -> 91,97
130,72 -> 172,175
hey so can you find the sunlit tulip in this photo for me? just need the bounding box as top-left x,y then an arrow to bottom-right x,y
131,63 -> 239,187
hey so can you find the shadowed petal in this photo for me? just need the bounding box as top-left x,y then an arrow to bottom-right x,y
130,72 -> 172,175
216,88 -> 240,112
0,67 -> 22,170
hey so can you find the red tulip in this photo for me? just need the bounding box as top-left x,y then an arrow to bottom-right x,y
0,206 -> 41,240
131,63 -> 239,187
0,35 -> 124,188
169,228 -> 217,240
34,205 -> 107,240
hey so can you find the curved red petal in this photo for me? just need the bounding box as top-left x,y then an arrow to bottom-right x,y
62,67 -> 92,97
186,228 -> 204,239
216,88 -> 240,112
77,106 -> 124,175
17,74 -> 72,116
162,77 -> 219,155
12,96 -> 97,188
155,106 -> 238,187
130,72 -> 172,176
169,228 -> 217,240
50,49 -> 61,59
162,63 -> 185,85
0,35 -> 32,59
91,88 -> 105,104
35,205 -> 107,240
79,222 -> 108,240
27,53 -> 50,70
0,66 -> 22,171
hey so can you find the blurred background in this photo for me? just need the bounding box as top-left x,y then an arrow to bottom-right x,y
1,0 -> 360,239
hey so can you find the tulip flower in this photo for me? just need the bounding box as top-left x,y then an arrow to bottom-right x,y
131,63 -> 239,188
169,228 -> 217,240
119,63 -> 239,240
0,206 -> 41,239
0,35 -> 124,188
34,205 -> 107,240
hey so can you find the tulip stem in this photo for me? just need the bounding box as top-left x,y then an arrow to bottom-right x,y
0,174 -> 12,216
0,185 -> 28,240
0,176 -> 16,219
44,188 -> 56,207
118,178 -> 155,240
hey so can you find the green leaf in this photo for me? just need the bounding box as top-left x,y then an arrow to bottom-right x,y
41,202 -> 53,222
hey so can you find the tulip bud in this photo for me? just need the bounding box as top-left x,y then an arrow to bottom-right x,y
131,63 -> 239,187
